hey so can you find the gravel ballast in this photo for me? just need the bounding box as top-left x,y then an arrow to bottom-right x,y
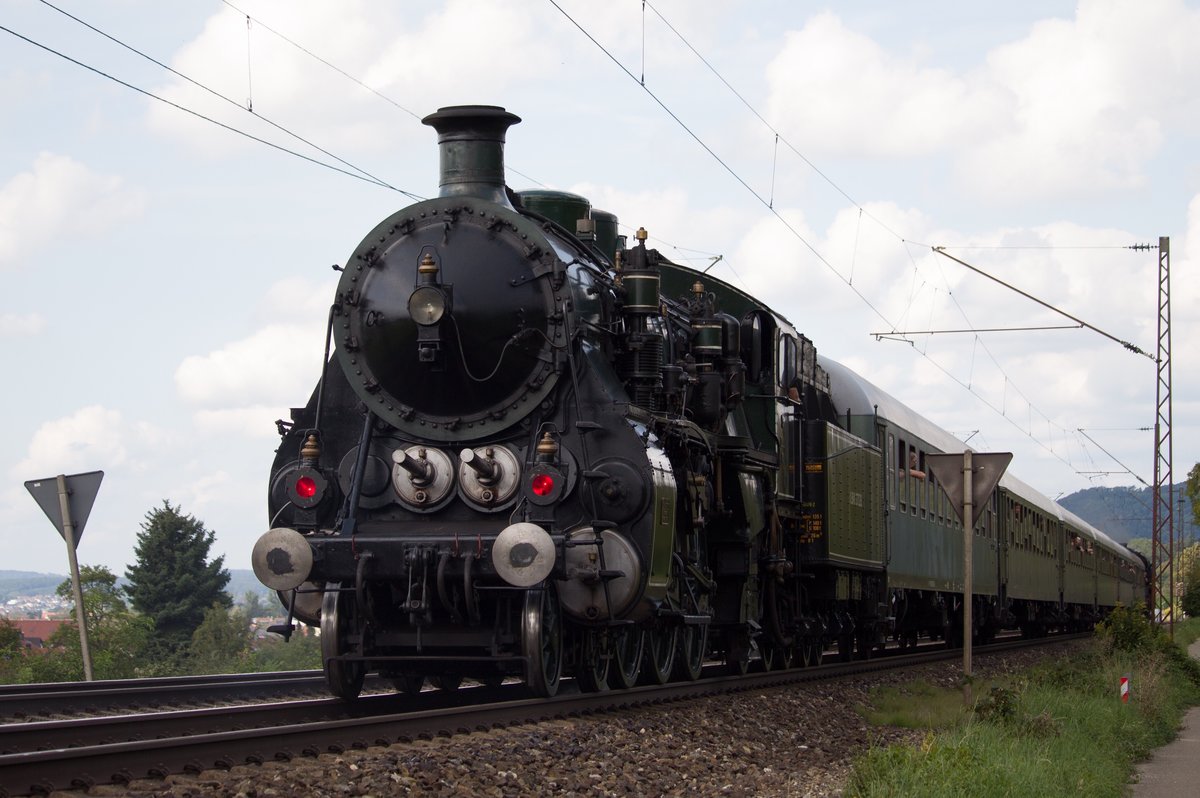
61,645 -> 1071,798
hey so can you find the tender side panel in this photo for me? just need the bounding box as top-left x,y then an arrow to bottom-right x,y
800,421 -> 884,570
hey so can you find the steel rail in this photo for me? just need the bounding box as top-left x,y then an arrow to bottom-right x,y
0,634 -> 1084,797
0,671 -> 390,720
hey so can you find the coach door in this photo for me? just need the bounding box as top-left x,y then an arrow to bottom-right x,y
997,489 -> 1010,607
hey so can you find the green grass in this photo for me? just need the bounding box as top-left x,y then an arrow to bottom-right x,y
846,614 -> 1200,797
859,681 -> 977,730
1173,616 -> 1200,647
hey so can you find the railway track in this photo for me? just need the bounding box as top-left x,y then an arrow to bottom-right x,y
0,670 -> 367,720
0,634 -> 1084,797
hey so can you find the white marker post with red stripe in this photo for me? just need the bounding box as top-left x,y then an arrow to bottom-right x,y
1120,674 -> 1131,704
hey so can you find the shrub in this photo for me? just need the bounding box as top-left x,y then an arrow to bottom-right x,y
1096,602 -> 1153,653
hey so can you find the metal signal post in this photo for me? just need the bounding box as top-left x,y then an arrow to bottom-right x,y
56,475 -> 93,681
926,452 -> 1012,704
25,470 -> 104,682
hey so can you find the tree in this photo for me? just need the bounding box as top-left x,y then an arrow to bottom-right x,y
249,632 -> 323,671
124,501 -> 231,659
56,565 -> 128,631
1182,541 -> 1200,618
1188,464 -> 1200,529
1183,568 -> 1200,618
0,618 -> 24,684
239,590 -> 268,620
30,565 -> 156,681
188,603 -> 251,674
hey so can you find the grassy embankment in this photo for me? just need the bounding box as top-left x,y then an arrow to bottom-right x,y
846,611 -> 1200,798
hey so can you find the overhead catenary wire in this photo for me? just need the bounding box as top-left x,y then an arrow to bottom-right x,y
546,0 -> 896,334
931,247 -> 1154,360
218,0 -> 546,191
243,13 -> 253,111
1076,429 -> 1150,488
34,0 -> 421,200
560,2 -> 1104,433
220,0 -> 422,122
0,23 -> 417,195
621,1 -> 1157,489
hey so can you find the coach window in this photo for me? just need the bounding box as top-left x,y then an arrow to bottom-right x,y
897,438 -> 907,511
914,449 -> 927,517
908,445 -> 922,516
929,474 -> 941,524
887,433 -> 896,510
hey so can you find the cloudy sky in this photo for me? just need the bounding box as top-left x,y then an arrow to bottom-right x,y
3,0 -> 1198,577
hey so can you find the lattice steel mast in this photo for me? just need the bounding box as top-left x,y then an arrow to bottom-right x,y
1151,236 -> 1174,635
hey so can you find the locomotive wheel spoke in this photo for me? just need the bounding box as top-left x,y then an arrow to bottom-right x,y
521,584 -> 563,697
674,622 -> 708,681
608,626 -> 644,689
575,628 -> 611,693
758,641 -> 777,672
321,581 -> 366,700
641,624 -> 678,685
809,639 -> 825,666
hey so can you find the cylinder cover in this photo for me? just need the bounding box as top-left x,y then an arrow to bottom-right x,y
556,527 -> 643,620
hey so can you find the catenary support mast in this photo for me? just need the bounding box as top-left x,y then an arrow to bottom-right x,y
1151,236 -> 1173,636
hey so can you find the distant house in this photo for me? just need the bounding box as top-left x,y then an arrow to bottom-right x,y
11,620 -> 65,650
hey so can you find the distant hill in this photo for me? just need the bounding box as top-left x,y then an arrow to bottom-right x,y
227,570 -> 273,602
0,571 -> 65,601
1058,483 -> 1192,545
0,568 -> 270,604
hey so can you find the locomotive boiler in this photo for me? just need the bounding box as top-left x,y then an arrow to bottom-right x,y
252,105 -> 1147,699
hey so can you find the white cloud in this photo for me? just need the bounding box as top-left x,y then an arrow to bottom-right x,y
175,323 -> 323,408
174,276 -> 333,430
167,469 -> 234,519
764,12 -> 1004,159
148,0 -> 547,155
11,406 -> 166,479
0,312 -> 46,337
0,153 -> 144,268
763,0 -> 1200,199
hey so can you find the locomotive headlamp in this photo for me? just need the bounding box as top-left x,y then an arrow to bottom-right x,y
531,473 -> 555,496
287,466 -> 328,509
294,475 -> 318,498
526,464 -> 565,505
408,285 -> 447,325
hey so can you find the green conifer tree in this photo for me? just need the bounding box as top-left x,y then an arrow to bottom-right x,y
124,501 -> 231,659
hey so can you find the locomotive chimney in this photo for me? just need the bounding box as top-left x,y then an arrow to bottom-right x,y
422,105 -> 521,209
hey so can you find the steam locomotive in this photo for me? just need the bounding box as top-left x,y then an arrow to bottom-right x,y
251,105 -> 1148,699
